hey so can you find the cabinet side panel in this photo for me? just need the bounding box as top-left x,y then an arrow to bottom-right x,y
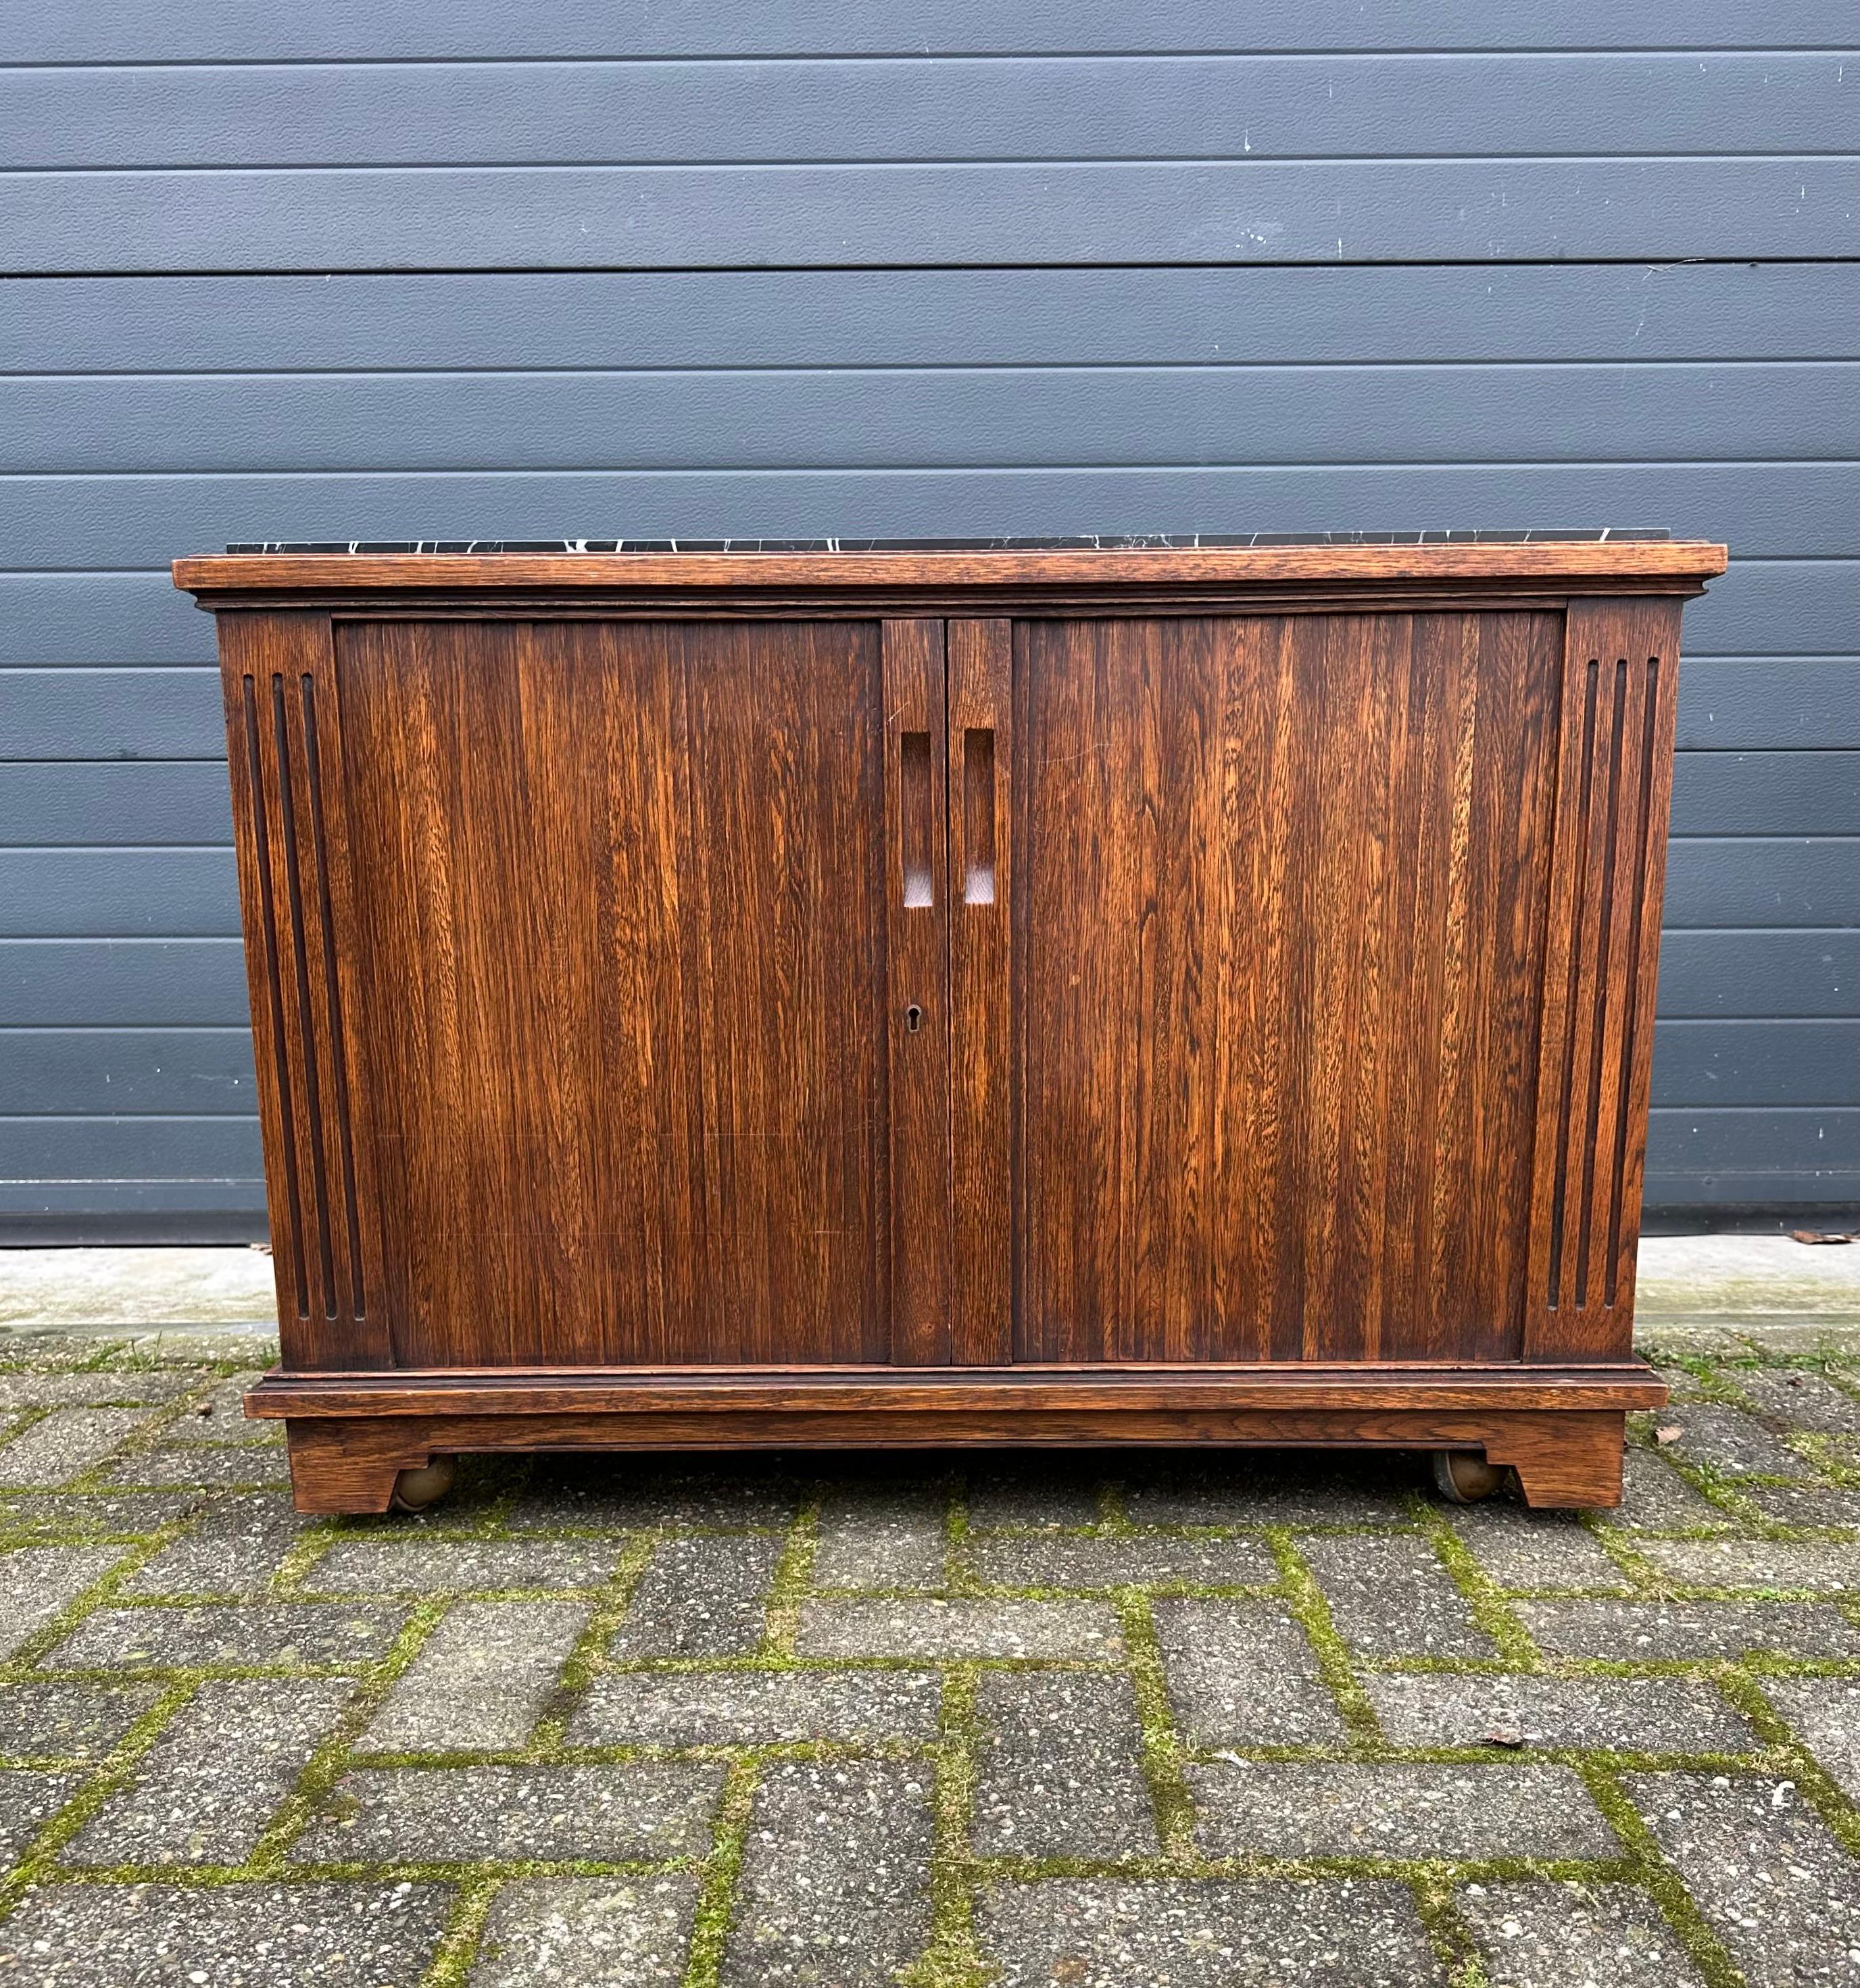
1526,598 -> 1685,1358
216,609 -> 388,1368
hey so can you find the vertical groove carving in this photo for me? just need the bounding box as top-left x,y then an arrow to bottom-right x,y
241,674 -> 310,1321
1527,602 -> 1681,1359
273,672 -> 339,1319
223,612 -> 381,1358
301,672 -> 368,1320
1544,660 -> 1598,1311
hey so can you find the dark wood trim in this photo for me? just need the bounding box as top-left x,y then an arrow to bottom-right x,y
250,1359 -> 1665,1420
278,1400 -> 1633,1514
176,543 -> 1727,599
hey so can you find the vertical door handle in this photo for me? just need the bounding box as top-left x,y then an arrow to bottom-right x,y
961,728 -> 996,905
900,730 -> 934,908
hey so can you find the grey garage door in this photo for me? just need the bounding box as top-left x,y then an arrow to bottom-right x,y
0,3 -> 1855,1238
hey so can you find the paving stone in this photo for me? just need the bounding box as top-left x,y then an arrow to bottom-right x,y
570,1667 -> 941,1745
1153,1600 -> 1345,1746
177,1370 -> 274,1441
0,1768 -> 81,1858
796,1597 -> 1121,1660
975,1878 -> 1446,1986
1300,1534 -> 1494,1656
53,1601 -> 406,1672
1123,1455 -> 1413,1528
1652,1364 -> 1713,1405
0,1544 -> 125,1656
1744,1482 -> 1860,1530
1444,1506 -> 1633,1591
101,1439 -> 291,1489
364,1600 -> 590,1753
472,1874 -> 700,1986
0,1409 -> 153,1487
1610,1449 -> 1734,1531
1638,1537 -> 1860,1592
1457,1881 -> 1707,1986
723,1758 -> 933,1987
510,1456 -> 801,1530
811,1483 -> 948,1590
310,1537 -> 622,1595
609,1533 -> 782,1658
0,1489 -> 202,1539
973,1670 -> 1157,1860
0,1880 -> 453,1983
1732,1368 -> 1860,1436
1663,1406 -> 1810,1478
972,1531 -> 1277,1591
123,1491 -> 323,1597
0,1372 -> 191,1409
1190,1760 -> 1617,1861
1519,1597 -> 1860,1660
1366,1672 -> 1756,1754
65,1674 -> 355,1866
295,1761 -> 724,1864
1630,1771 -> 1860,1985
0,1681 -> 164,1762
1762,1678 -> 1860,1800
964,1463 -> 1106,1531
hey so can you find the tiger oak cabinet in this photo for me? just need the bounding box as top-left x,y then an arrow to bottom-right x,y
173,535 -> 1726,1513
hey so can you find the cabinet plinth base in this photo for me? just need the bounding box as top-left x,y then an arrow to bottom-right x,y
261,1363 -> 1659,1514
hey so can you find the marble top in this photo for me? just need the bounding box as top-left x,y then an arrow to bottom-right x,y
225,530 -> 1673,555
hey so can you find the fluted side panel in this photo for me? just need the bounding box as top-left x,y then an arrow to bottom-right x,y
1525,599 -> 1684,1358
220,610 -> 385,1367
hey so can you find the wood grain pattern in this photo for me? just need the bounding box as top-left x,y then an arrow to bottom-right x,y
336,616 -> 898,1368
277,1403 -> 1635,1513
947,619 -> 1015,1364
174,541 -> 1728,597
249,1361 -> 1667,1418
1526,597 -> 1686,1357
176,545 -> 1718,1512
218,609 -> 385,1368
1011,611 -> 1559,1364
882,619 -> 952,1362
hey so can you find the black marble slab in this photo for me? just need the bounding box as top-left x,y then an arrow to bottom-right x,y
225,529 -> 1673,555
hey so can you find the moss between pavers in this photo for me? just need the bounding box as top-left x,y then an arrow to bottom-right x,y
0,1347 -> 1857,1986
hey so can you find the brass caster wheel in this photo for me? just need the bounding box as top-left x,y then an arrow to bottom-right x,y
391,1456 -> 457,1513
1431,1449 -> 1508,1504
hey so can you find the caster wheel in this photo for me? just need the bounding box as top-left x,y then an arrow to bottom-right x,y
1431,1450 -> 1507,1504
391,1456 -> 457,1513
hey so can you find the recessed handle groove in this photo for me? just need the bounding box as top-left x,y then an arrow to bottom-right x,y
962,727 -> 996,905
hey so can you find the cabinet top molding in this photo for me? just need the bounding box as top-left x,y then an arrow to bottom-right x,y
174,536 -> 1728,601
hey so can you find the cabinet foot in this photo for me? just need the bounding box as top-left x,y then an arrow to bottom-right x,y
285,1418 -> 433,1515
1480,1410 -> 1625,1510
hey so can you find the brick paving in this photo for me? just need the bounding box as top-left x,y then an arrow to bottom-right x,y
2,1349 -> 1860,1982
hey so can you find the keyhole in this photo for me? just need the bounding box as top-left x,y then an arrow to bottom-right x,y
905,1003 -> 923,1033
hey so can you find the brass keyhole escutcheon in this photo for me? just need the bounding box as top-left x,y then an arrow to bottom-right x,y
905,1003 -> 923,1033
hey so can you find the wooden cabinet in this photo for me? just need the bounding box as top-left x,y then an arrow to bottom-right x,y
174,537 -> 1726,1513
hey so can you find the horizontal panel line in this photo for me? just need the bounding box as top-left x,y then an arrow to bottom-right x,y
0,1113 -> 258,1122
1648,1105 -> 1860,1116
1655,1016 -> 1860,1024
0,935 -> 243,945
0,1024 -> 251,1033
5,258 -> 1860,282
7,153 -> 1859,174
13,157 -> 1860,181
7,49 -> 1857,70
7,468 -> 1860,488
1663,925 -> 1860,934
5,359 -> 1858,382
